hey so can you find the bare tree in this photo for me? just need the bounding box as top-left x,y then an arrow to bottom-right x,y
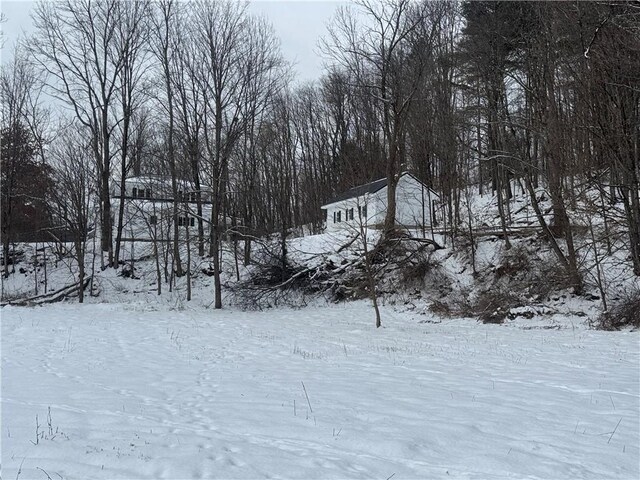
30,0 -> 148,268
48,125 -> 95,303
0,44 -> 51,277
170,10 -> 207,256
0,12 -> 6,48
150,0 -> 183,277
192,1 -> 286,308
582,2 -> 640,275
323,0 -> 444,242
112,0 -> 151,267
234,18 -> 289,264
355,199 -> 382,328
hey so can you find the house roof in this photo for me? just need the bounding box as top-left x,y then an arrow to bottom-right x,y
324,177 -> 388,206
321,172 -> 438,208
124,175 -> 212,191
126,175 -> 193,187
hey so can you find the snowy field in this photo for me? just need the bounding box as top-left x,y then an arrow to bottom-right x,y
2,302 -> 638,479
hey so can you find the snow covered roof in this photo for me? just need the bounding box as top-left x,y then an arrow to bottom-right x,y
325,177 -> 388,206
125,175 -> 196,187
322,172 -> 438,208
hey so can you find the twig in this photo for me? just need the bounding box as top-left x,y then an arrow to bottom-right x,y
15,457 -> 26,480
36,467 -> 53,480
47,407 -> 53,436
30,414 -> 40,445
301,381 -> 313,413
608,418 -> 622,444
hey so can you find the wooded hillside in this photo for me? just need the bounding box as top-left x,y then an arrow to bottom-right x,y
1,1 -> 638,311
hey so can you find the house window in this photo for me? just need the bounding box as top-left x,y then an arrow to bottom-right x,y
336,211 -> 341,223
347,208 -> 354,221
178,216 -> 194,227
145,188 -> 152,199
359,204 -> 367,219
149,215 -> 157,225
132,187 -> 138,198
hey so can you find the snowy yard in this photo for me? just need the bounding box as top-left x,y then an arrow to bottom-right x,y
2,302 -> 638,479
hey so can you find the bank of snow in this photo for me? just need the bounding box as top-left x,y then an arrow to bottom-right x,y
2,302 -> 638,479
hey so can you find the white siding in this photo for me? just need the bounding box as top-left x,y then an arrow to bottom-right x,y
369,188 -> 387,226
395,174 -> 432,228
322,173 -> 438,232
324,195 -> 378,232
113,198 -> 212,241
113,177 -> 212,202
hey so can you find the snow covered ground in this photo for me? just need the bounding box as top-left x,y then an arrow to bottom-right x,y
2,301 -> 638,479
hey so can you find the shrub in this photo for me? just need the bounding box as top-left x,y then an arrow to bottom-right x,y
494,243 -> 580,301
400,252 -> 441,287
118,263 -> 138,279
595,292 -> 640,330
474,288 -> 520,324
428,299 -> 452,316
495,244 -> 531,279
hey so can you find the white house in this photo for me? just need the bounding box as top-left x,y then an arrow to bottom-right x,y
321,172 -> 439,233
112,175 -> 213,242
112,175 -> 212,203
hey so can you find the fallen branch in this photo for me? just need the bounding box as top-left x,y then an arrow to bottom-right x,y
1,276 -> 91,307
336,232 -> 361,253
396,236 -> 444,250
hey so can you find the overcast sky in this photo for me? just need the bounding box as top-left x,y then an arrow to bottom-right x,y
0,0 -> 345,82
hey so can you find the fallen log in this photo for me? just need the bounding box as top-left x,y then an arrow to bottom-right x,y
1,276 -> 92,307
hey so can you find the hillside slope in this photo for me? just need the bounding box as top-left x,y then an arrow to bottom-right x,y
1,186 -> 638,329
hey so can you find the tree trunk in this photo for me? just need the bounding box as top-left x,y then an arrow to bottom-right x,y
100,164 -> 113,267
76,240 -> 85,304
114,159 -> 127,267
212,228 -> 222,309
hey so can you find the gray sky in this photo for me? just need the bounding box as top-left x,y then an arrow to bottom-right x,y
0,0 -> 344,82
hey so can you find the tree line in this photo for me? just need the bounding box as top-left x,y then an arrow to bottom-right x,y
1,0 -> 638,305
